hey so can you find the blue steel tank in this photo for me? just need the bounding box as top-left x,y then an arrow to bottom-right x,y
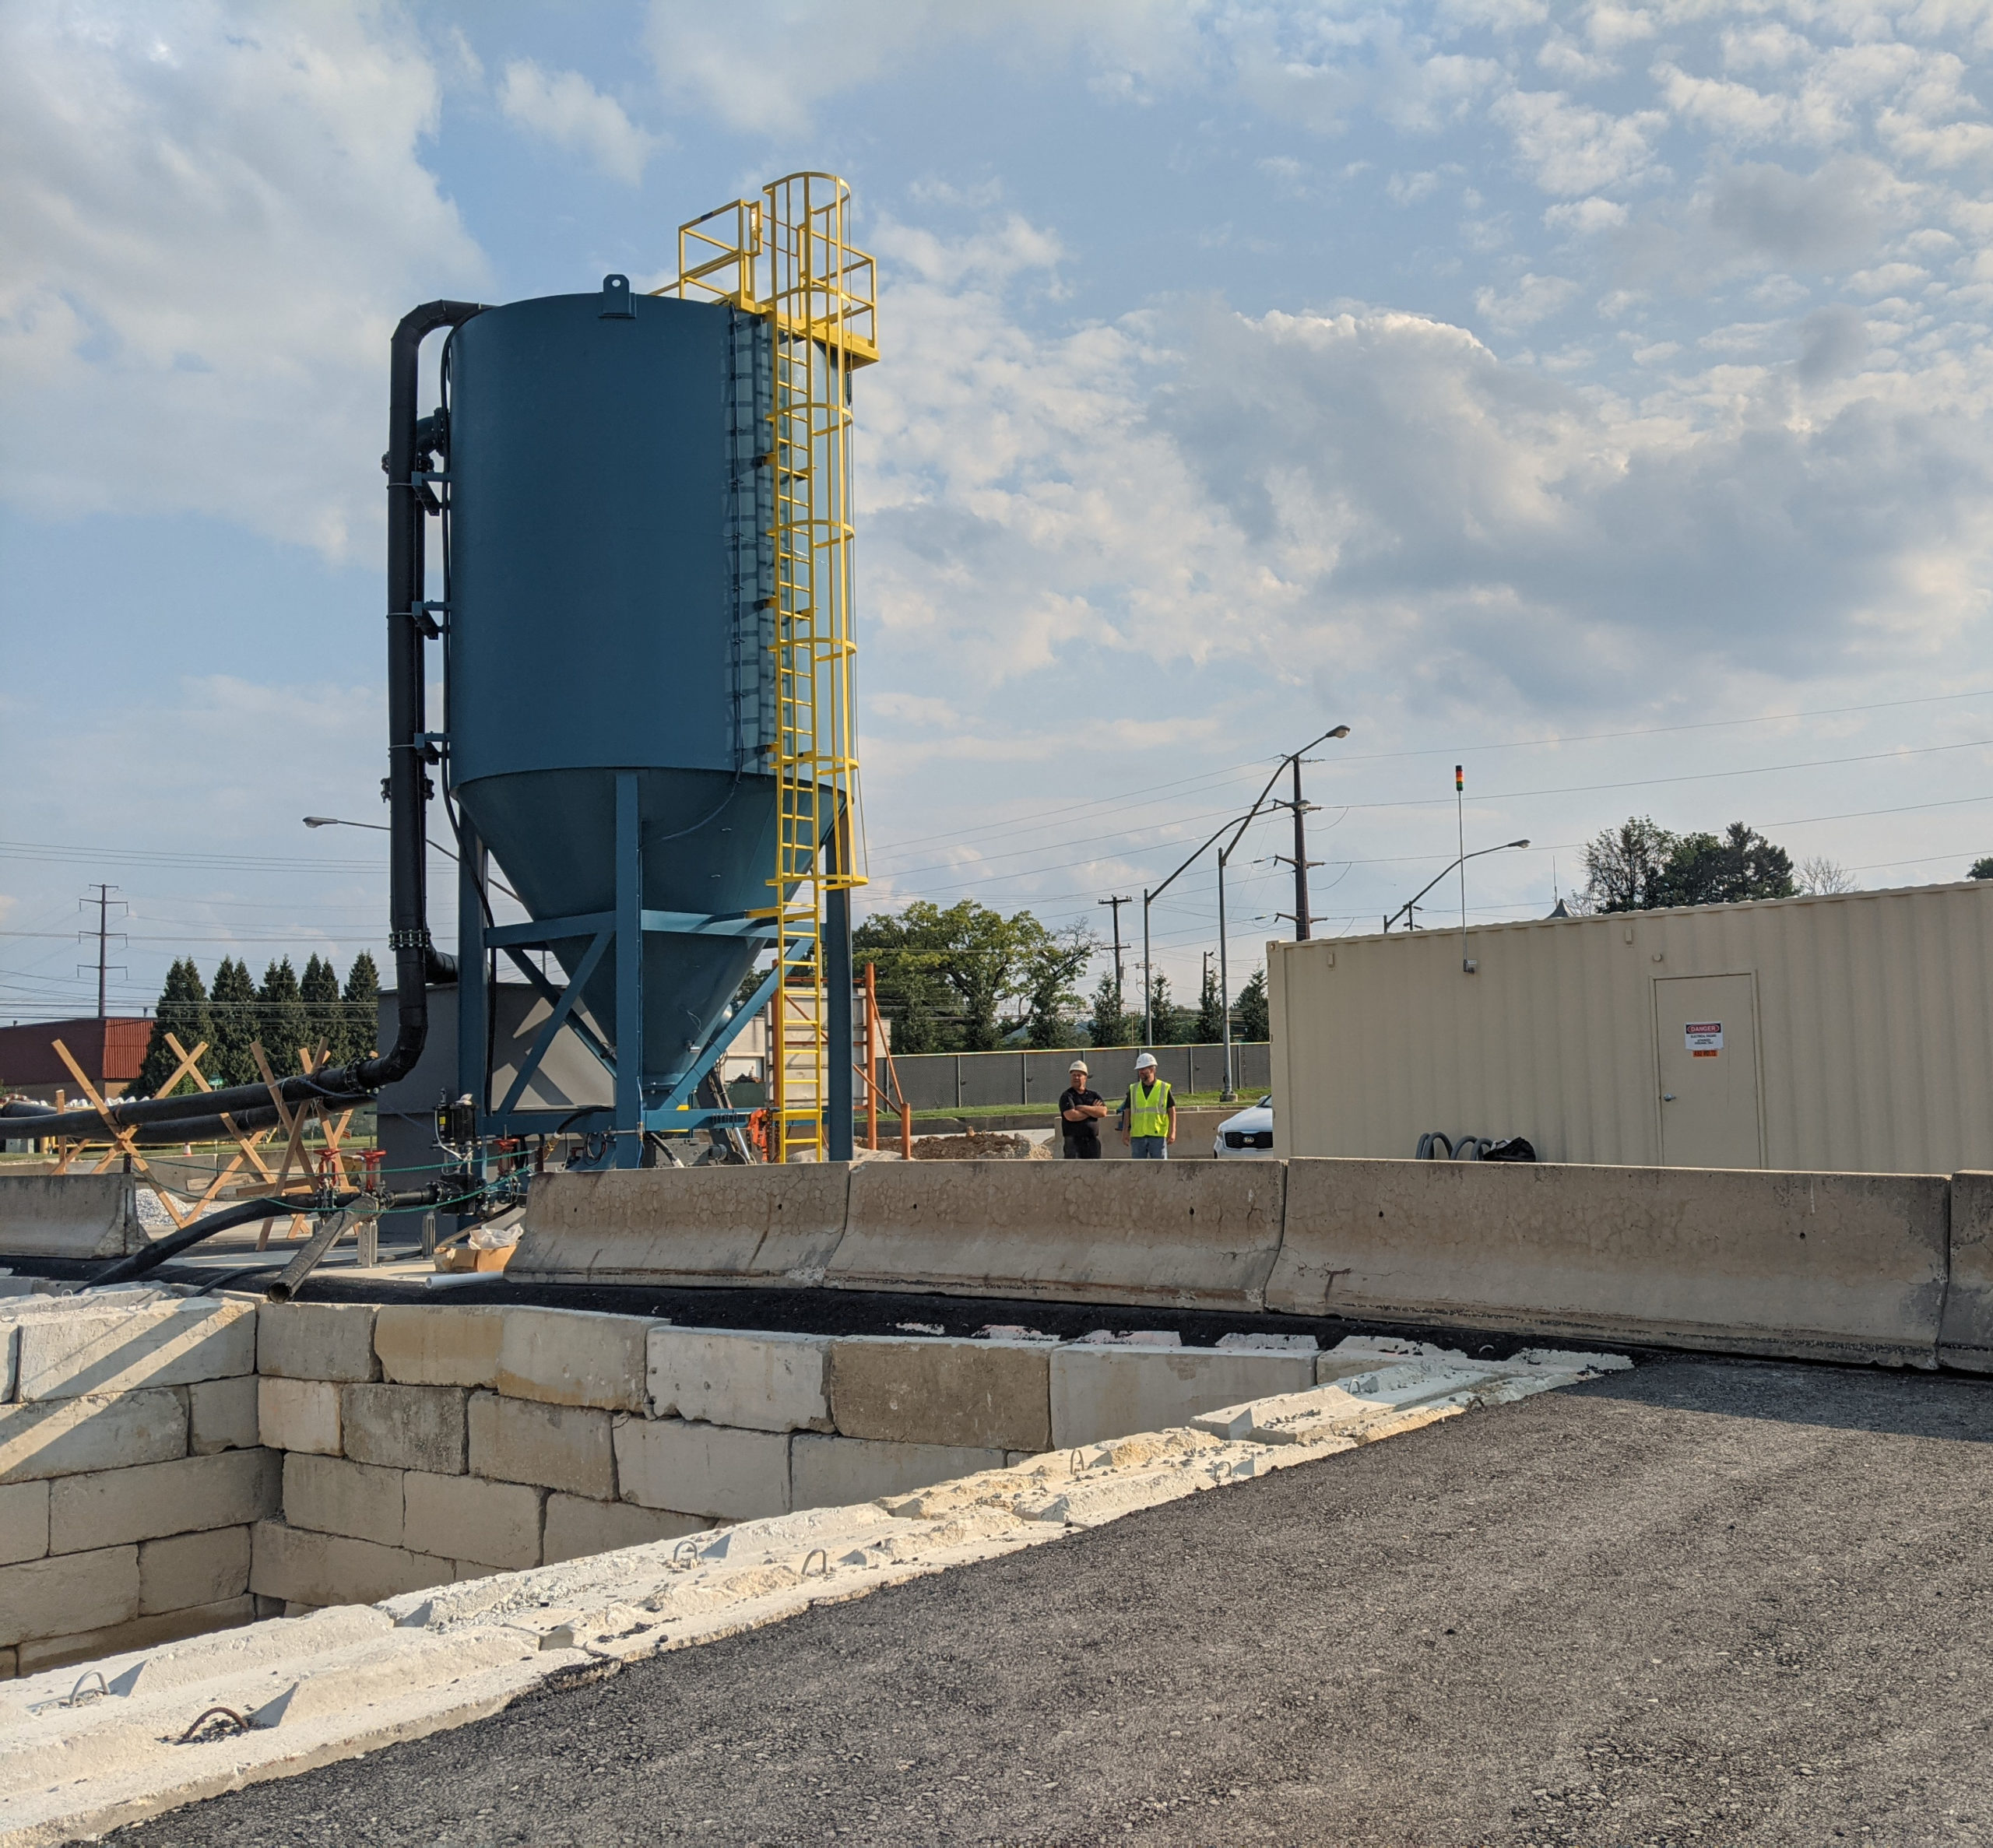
445,274 -> 779,1092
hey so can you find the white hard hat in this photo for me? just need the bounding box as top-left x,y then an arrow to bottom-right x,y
1134,1051 -> 1158,1070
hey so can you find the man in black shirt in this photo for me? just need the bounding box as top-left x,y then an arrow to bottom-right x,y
1058,1059 -> 1107,1159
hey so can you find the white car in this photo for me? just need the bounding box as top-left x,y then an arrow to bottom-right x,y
1214,1095 -> 1274,1158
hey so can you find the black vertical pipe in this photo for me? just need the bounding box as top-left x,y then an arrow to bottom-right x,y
348,298 -> 484,1095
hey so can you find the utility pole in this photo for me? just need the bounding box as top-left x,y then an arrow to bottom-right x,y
1292,757 -> 1313,941
1097,895 -> 1130,1028
78,884 -> 127,1021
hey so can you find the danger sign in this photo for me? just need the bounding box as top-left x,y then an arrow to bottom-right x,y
1685,1022 -> 1723,1056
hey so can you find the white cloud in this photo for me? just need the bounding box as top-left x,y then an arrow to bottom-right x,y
1544,196 -> 1629,233
1490,88 -> 1668,193
497,60 -> 656,185
645,0 -> 1207,129
1475,271 -> 1580,330
0,1 -> 486,558
859,215 -> 1993,734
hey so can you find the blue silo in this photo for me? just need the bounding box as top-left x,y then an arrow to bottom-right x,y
438,274 -> 800,1165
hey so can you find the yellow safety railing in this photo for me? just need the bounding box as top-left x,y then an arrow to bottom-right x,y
665,173 -> 873,1161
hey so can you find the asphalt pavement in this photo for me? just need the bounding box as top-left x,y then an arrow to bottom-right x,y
106,1354 -> 1993,1848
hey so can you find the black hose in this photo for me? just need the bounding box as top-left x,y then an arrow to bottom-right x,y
91,1196 -> 307,1288
92,1182 -> 444,1288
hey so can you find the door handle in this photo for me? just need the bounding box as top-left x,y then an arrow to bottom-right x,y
1661,1094 -> 1676,1102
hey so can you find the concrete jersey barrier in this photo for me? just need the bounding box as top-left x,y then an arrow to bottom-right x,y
1265,1158 -> 1949,1366
1939,1172 -> 1993,1373
0,1175 -> 141,1260
830,1161 -> 1287,1310
509,1167 -> 850,1287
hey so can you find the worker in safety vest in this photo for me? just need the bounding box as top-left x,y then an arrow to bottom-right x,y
1117,1052 -> 1176,1159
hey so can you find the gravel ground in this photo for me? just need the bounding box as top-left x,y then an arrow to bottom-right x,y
107,1355 -> 1993,1848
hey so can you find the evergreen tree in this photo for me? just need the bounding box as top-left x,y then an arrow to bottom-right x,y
1085,970 -> 1130,1050
130,959 -> 215,1098
342,952 -> 381,1064
300,955 -> 344,1067
1146,971 -> 1180,1046
1194,959 -> 1226,1043
258,958 -> 308,1077
207,958 -> 261,1087
1234,967 -> 1270,1043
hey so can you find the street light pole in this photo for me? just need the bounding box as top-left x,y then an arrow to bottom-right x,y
1217,844 -> 1234,1100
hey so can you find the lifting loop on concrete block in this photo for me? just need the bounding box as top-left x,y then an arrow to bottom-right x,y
174,1706 -> 251,1745
671,1537 -> 701,1569
800,1548 -> 829,1579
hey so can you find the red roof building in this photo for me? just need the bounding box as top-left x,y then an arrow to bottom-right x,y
0,1017 -> 151,1103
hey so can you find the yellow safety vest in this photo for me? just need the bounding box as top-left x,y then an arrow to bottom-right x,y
1126,1078 -> 1173,1139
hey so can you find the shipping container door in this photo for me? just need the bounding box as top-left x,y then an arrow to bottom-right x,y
1653,973 -> 1763,1168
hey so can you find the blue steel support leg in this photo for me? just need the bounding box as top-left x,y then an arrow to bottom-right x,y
827,877 -> 853,1164
613,771 -> 644,1168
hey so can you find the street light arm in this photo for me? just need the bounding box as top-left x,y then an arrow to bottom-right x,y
1386,839 -> 1530,932
304,814 -> 525,906
1218,725 -> 1351,866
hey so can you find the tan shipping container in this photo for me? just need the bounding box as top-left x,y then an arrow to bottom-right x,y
1269,880 -> 1993,1173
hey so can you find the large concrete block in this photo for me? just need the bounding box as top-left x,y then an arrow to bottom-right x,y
258,1376 -> 341,1456
510,1165 -> 851,1287
249,1520 -> 455,1608
283,1453 -> 405,1549
1049,1345 -> 1316,1449
828,1337 -> 1051,1453
15,1595 -> 255,1677
403,1470 -> 543,1571
1941,1172 -> 1993,1372
791,1434 -> 1007,1510
0,1387 -> 186,1484
0,1544 -> 138,1647
341,1383 -> 467,1474
14,1298 -> 256,1400
648,1326 -> 831,1433
492,1306 -> 653,1411
466,1393 -> 613,1499
834,1161 -> 1286,1309
373,1304 -> 505,1387
540,1494 -> 709,1566
256,1301 -> 381,1382
0,1175 -> 138,1259
0,1479 -> 47,1565
47,1446 -> 280,1552
1268,1158 -> 1951,1366
613,1417 -> 789,1520
189,1374 -> 259,1454
139,1525 -> 251,1614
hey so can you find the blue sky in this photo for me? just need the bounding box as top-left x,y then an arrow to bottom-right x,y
5,0 -> 1993,1022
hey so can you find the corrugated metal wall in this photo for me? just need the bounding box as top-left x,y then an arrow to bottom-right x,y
1270,882 -> 1993,1173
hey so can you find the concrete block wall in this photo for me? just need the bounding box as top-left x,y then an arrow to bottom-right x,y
0,1295 -> 1335,1664
0,1295 -> 276,1679
246,1303 -> 1316,1613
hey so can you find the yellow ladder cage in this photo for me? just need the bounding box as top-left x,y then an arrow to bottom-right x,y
663,174 -> 875,1162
